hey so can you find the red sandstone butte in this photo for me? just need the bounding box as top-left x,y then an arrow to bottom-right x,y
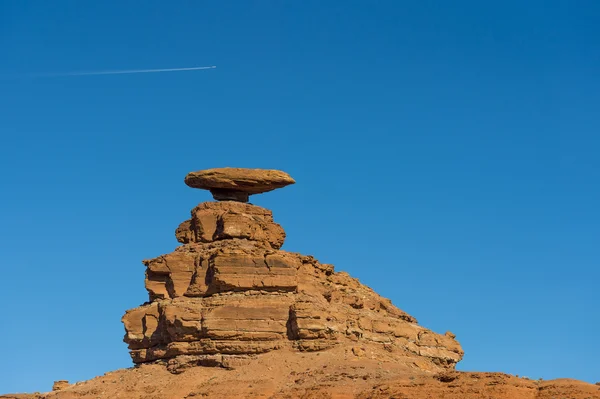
2,168 -> 597,399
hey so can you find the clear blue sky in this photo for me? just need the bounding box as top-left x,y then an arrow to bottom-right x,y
1,1 -> 599,393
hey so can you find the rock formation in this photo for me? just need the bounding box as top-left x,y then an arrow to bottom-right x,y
184,167 -> 295,202
2,167 -> 598,399
122,167 -> 463,373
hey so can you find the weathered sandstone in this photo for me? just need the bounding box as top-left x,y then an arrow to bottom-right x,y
4,354 -> 599,399
4,167 -> 597,399
122,172 -> 464,372
184,167 -> 295,202
174,201 -> 285,248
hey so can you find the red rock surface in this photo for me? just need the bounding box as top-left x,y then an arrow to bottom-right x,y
3,352 -> 599,399
2,170 -> 597,399
123,200 -> 463,372
184,167 -> 295,202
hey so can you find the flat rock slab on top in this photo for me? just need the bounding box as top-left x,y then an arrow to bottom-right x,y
184,168 -> 295,202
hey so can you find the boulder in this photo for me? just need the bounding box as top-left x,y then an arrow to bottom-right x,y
184,167 -> 295,202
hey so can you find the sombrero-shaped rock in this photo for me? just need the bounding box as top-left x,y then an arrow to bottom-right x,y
184,167 -> 295,202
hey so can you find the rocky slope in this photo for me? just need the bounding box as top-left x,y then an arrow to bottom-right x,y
2,168 -> 597,399
4,351 -> 600,399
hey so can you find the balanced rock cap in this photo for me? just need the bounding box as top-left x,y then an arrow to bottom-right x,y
184,167 -> 295,202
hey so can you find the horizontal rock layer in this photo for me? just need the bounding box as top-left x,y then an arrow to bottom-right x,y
123,202 -> 463,372
123,201 -> 464,373
175,201 -> 285,249
184,167 -> 295,194
144,240 -> 299,300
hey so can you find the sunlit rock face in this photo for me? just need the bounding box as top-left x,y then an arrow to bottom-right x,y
122,168 -> 463,373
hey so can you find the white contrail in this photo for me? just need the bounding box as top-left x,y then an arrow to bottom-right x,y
31,65 -> 216,77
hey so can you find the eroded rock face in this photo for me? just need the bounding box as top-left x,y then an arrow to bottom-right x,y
174,201 -> 285,248
8,170 -> 599,399
184,168 -> 295,202
122,200 -> 464,373
4,170 -> 598,399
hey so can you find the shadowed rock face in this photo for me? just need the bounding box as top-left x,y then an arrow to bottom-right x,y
122,195 -> 464,373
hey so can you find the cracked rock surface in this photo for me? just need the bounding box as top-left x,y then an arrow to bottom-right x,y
122,200 -> 463,373
184,167 -> 295,202
3,171 -> 598,399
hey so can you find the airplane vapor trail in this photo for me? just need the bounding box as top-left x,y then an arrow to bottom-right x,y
33,65 -> 216,77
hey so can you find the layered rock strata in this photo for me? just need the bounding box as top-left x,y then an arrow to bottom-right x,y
122,169 -> 464,373
4,169 -> 599,399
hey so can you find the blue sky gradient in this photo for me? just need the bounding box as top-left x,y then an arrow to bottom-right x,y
1,1 -> 599,393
